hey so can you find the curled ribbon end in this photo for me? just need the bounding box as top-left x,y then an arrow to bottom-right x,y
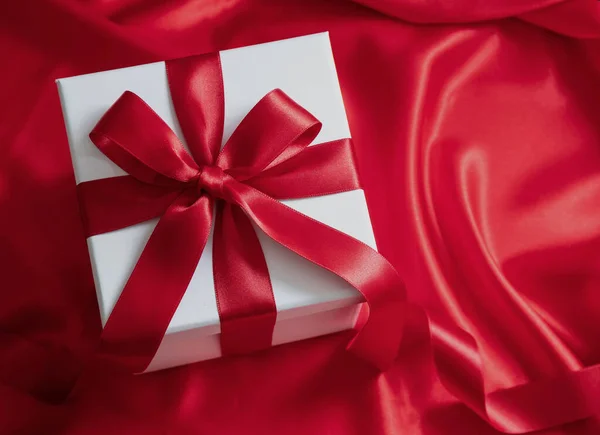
347,298 -> 407,372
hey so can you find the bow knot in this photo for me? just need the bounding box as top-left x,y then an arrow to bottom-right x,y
195,165 -> 231,201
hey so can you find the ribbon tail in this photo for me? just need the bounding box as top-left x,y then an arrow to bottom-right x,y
213,202 -> 277,355
422,309 -> 600,433
229,181 -> 406,370
99,192 -> 213,373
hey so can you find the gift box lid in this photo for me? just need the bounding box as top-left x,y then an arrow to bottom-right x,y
56,32 -> 376,340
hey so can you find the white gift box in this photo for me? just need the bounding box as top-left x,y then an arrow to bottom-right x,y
57,32 -> 377,372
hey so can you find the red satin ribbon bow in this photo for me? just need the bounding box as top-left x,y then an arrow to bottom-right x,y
77,53 -> 406,373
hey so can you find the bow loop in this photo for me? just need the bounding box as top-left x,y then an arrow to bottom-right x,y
90,91 -> 199,186
217,89 -> 321,179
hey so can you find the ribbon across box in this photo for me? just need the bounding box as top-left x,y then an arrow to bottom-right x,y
57,33 -> 386,372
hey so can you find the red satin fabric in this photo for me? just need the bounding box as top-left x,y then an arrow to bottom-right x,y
2,0 -> 600,434
84,65 -> 405,372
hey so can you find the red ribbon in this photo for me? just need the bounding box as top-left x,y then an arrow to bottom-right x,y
77,53 -> 406,373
